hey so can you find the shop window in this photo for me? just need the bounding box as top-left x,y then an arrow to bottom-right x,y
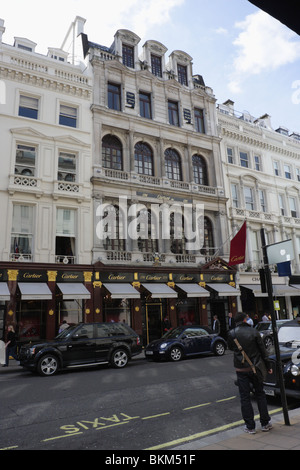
177,298 -> 199,325
17,300 -> 46,342
58,299 -> 84,326
103,298 -> 131,325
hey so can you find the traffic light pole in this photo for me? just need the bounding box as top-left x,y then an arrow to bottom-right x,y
260,229 -> 290,426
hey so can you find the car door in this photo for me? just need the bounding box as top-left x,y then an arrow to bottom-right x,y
95,323 -> 114,363
182,327 -> 211,355
63,324 -> 96,366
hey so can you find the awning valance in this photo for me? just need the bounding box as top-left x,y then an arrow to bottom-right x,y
0,283 -> 10,301
240,284 -> 268,297
103,283 -> 140,299
18,282 -> 52,300
274,285 -> 300,297
206,283 -> 241,296
142,283 -> 177,298
57,283 -> 91,300
176,283 -> 210,298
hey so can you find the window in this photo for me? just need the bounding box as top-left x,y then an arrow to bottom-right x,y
59,104 -> 77,128
168,100 -> 179,126
201,217 -> 214,256
274,161 -> 279,176
108,83 -> 121,111
250,231 -> 260,264
102,135 -> 123,170
103,205 -> 125,251
151,54 -> 162,77
284,164 -> 291,179
192,155 -> 208,185
231,184 -> 239,208
289,197 -> 297,217
11,205 -> 34,258
58,152 -> 76,182
122,44 -> 134,68
279,194 -> 285,216
164,148 -> 182,181
139,92 -> 152,119
134,142 -> 153,175
177,64 -> 188,86
254,155 -> 261,171
259,190 -> 266,212
240,152 -> 249,168
297,169 -> 300,182
19,95 -> 39,119
227,148 -> 234,164
194,108 -> 205,133
244,187 -> 254,210
137,209 -> 158,253
56,208 -> 76,263
15,144 -> 36,176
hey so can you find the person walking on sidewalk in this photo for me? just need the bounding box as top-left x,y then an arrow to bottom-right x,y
3,325 -> 19,367
227,312 -> 273,434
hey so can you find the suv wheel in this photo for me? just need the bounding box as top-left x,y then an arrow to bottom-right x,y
37,354 -> 59,376
110,349 -> 129,368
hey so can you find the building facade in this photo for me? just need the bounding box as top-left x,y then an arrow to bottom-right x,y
0,17 -> 93,341
218,99 -> 300,320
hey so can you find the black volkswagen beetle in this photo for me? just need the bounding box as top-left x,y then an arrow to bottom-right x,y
263,319 -> 300,399
145,325 -> 227,362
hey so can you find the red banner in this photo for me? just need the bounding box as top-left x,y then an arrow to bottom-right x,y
228,221 -> 247,266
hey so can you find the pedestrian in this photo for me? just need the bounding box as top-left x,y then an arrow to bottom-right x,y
262,313 -> 269,322
227,312 -> 273,434
162,316 -> 171,333
228,312 -> 236,330
58,320 -> 69,333
246,314 -> 254,327
3,325 -> 19,367
212,315 -> 220,334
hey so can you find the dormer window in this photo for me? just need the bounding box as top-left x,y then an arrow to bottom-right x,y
177,64 -> 188,86
151,54 -> 162,77
122,44 -> 134,68
14,37 -> 36,53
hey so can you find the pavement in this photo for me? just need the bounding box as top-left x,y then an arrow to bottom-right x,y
2,356 -> 300,450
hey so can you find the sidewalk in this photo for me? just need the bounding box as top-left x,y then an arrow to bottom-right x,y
173,408 -> 300,450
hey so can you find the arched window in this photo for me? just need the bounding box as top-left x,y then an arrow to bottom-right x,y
192,155 -> 208,186
102,135 -> 123,170
164,148 -> 182,181
134,142 -> 153,175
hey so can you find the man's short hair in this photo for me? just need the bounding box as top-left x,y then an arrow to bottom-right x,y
235,312 -> 247,324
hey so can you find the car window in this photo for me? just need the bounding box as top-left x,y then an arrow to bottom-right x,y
185,328 -> 208,337
96,324 -> 112,338
109,323 -> 129,336
74,324 -> 94,339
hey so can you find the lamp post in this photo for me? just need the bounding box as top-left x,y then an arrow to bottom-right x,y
260,228 -> 290,425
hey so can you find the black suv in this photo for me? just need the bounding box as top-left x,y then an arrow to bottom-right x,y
19,322 -> 142,376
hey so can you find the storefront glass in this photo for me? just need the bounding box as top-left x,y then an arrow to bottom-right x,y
58,300 -> 84,326
17,300 -> 46,342
103,298 -> 131,325
177,298 -> 199,325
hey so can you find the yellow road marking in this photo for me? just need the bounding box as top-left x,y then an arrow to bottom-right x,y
142,412 -> 170,420
145,408 -> 283,450
42,432 -> 83,442
216,396 -> 237,403
183,402 -> 211,410
0,446 -> 18,450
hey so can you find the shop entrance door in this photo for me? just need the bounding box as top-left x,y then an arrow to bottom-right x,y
210,300 -> 227,339
146,303 -> 163,344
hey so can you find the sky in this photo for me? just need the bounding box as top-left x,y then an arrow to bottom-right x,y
1,0 -> 300,133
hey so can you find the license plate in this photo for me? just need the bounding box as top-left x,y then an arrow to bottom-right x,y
264,388 -> 275,396
146,351 -> 153,355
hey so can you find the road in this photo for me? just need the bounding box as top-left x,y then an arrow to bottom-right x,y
0,351 -> 285,451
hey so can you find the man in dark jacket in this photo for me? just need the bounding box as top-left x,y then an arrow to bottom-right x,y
227,312 -> 273,434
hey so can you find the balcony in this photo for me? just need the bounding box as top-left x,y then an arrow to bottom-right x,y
93,167 -> 220,197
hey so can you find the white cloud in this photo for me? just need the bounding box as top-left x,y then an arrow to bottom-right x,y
228,10 -> 300,94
